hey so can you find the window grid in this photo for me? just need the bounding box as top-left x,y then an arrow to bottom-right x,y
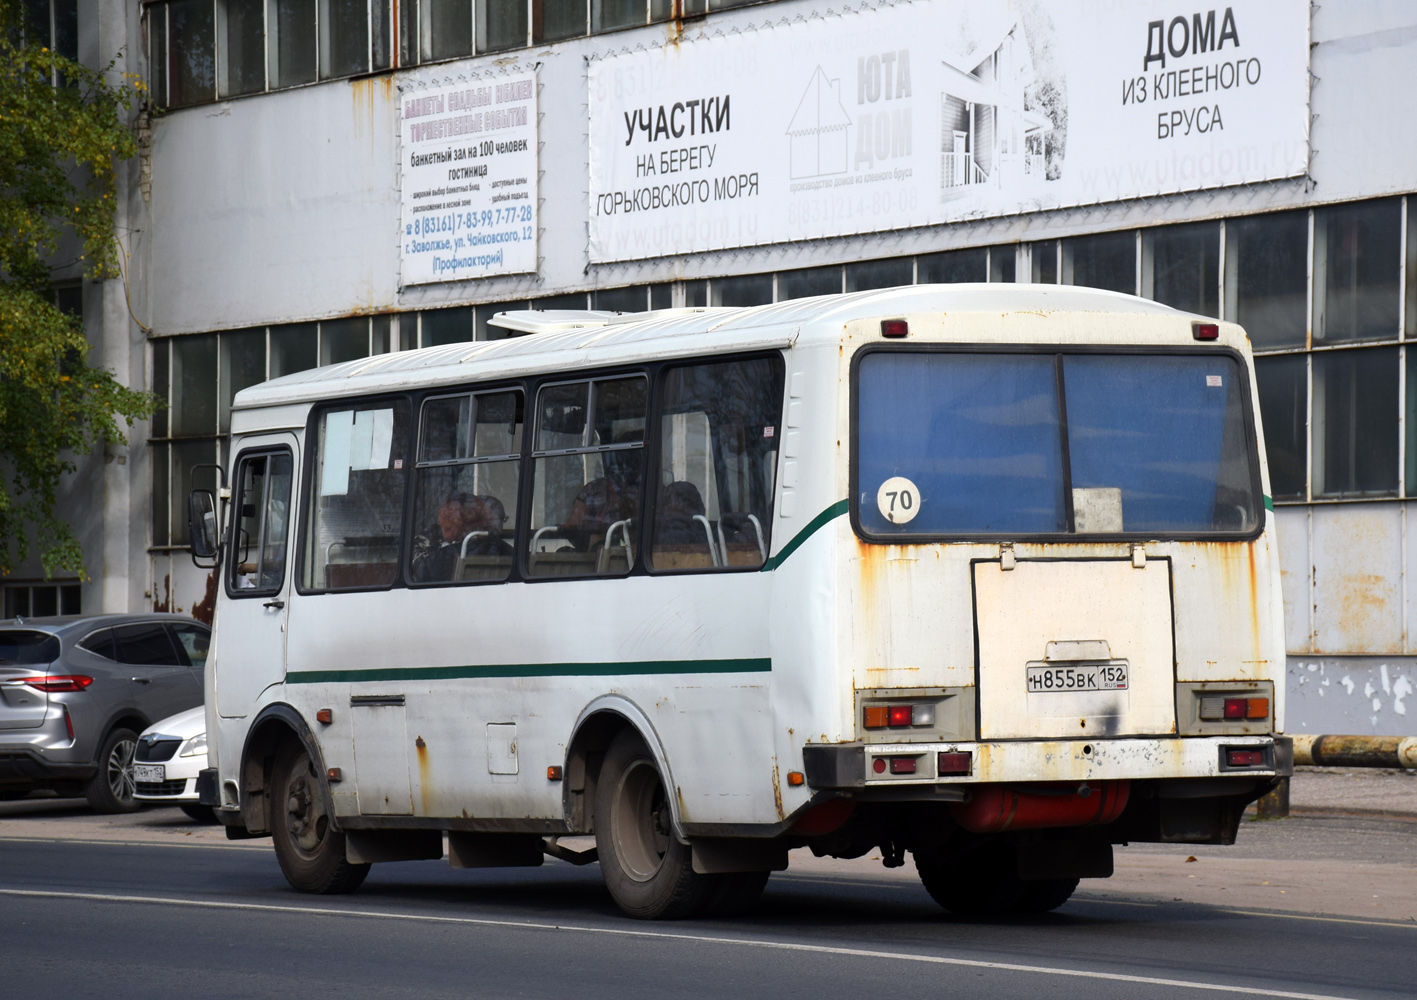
151,197 -> 1417,552
145,0 -> 777,108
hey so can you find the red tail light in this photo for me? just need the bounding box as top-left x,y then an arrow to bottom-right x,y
887,705 -> 914,727
888,757 -> 917,775
17,675 -> 93,692
63,705 -> 74,741
1193,322 -> 1219,341
880,319 -> 909,338
1226,749 -> 1266,767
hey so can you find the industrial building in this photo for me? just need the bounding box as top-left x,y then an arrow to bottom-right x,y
13,0 -> 1416,732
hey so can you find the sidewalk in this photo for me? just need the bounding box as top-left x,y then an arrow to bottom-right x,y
1284,765 -> 1417,817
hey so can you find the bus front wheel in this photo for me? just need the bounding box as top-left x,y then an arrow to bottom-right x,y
595,730 -> 714,919
271,742 -> 369,895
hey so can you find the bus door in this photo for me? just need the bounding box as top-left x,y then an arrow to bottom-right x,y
215,437 -> 298,719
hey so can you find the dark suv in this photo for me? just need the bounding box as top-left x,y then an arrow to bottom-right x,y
0,614 -> 209,813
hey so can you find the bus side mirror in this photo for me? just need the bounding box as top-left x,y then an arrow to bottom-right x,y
188,489 -> 220,561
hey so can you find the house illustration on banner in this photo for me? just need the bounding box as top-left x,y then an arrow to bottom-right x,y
787,67 -> 852,179
939,18 -> 1057,199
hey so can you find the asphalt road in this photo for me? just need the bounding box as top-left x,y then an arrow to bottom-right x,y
1,809 -> 1413,1000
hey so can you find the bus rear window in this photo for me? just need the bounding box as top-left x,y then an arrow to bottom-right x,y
855,351 -> 1260,538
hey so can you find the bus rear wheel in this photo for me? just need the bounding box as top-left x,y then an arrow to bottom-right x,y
595,729 -> 714,919
271,742 -> 369,894
1015,877 -> 1079,913
915,842 -> 1025,915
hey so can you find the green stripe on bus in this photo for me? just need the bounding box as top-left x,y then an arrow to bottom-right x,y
761,499 -> 850,572
286,657 -> 772,685
1264,495 -> 1273,511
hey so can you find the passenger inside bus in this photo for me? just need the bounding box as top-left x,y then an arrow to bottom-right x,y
559,439 -> 641,553
653,481 -> 708,547
411,493 -> 512,582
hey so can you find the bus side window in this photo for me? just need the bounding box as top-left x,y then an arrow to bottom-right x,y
409,389 -> 522,584
526,375 -> 647,578
650,356 -> 785,572
304,402 -> 410,590
229,450 -> 293,595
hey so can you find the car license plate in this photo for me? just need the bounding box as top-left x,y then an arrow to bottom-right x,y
1026,663 -> 1128,692
134,764 -> 165,782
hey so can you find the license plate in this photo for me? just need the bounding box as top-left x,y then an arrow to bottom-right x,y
134,764 -> 165,782
1026,663 -> 1129,692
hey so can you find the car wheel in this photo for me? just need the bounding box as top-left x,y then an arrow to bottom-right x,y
180,803 -> 219,824
595,729 -> 713,919
270,742 -> 369,894
84,728 -> 140,814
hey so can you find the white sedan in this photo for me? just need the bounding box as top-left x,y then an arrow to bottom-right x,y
133,707 -> 213,822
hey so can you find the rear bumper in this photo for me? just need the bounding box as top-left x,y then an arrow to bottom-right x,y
0,748 -> 95,786
803,735 -> 1293,789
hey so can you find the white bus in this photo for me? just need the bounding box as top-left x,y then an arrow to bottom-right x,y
191,284 -> 1289,919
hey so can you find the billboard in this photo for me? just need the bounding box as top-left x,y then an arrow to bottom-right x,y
400,70 -> 539,285
587,0 -> 1309,262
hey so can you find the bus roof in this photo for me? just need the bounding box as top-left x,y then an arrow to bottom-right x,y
231,283 -> 1191,411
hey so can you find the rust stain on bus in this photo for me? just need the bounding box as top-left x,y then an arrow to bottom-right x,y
415,735 -> 431,815
770,763 -> 784,821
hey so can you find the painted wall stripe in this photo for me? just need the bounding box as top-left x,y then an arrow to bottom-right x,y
761,499 -> 849,572
286,657 -> 771,685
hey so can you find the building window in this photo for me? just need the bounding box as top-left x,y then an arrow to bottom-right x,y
3,582 -> 82,618
710,275 -> 773,307
1030,241 -> 1058,284
1062,232 -> 1136,295
920,248 -> 987,284
846,258 -> 913,292
151,318 -> 394,548
149,0 -> 392,107
22,0 -> 78,87
1311,347 -> 1399,499
1313,198 -> 1400,345
1143,222 -> 1218,317
1225,210 -> 1308,350
1253,355 -> 1306,501
218,0 -> 265,97
777,267 -> 841,300
271,0 -> 319,87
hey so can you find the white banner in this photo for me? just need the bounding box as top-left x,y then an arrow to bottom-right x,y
400,71 -> 538,285
587,0 -> 1309,263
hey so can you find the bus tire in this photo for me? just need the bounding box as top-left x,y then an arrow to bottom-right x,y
595,729 -> 713,920
915,842 -> 1025,915
1015,878 -> 1079,913
271,743 -> 369,895
703,870 -> 771,917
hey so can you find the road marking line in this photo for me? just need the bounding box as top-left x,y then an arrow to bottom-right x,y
0,836 -> 266,852
1217,908 -> 1417,930
0,887 -> 1368,1000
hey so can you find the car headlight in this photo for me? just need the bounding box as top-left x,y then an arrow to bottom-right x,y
179,733 -> 208,758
